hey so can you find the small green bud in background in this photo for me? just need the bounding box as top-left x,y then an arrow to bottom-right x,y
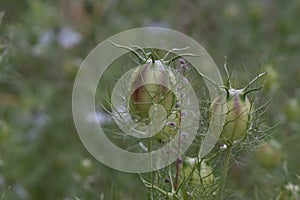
263,64 -> 279,92
248,3 -> 263,25
284,98 -> 300,122
224,3 -> 240,20
256,139 -> 283,169
76,158 -> 94,178
0,121 -> 9,142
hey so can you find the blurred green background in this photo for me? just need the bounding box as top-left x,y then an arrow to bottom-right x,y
0,0 -> 299,199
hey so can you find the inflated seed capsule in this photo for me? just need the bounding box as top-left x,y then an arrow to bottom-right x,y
128,59 -> 180,142
128,59 -> 177,119
256,139 -> 283,169
180,157 -> 214,193
210,89 -> 252,143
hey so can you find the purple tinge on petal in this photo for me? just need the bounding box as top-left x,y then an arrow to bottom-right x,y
181,112 -> 186,118
179,58 -> 186,65
168,122 -> 176,128
233,94 -> 241,114
181,132 -> 187,138
177,157 -> 183,164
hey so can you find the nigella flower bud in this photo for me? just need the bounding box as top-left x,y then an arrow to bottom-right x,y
179,157 -> 214,195
223,90 -> 251,142
128,59 -> 181,142
256,139 -> 283,169
211,89 -> 252,143
128,60 -> 177,120
209,71 -> 267,143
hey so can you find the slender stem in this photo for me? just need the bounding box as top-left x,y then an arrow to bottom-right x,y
218,145 -> 232,200
174,159 -> 180,191
173,127 -> 182,191
148,139 -> 153,200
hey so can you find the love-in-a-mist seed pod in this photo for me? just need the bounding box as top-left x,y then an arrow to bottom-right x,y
128,60 -> 177,119
179,157 -> 214,197
256,139 -> 283,169
128,59 -> 180,142
210,70 -> 267,143
211,89 -> 252,143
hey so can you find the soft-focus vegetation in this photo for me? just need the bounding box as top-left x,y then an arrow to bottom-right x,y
0,0 -> 299,199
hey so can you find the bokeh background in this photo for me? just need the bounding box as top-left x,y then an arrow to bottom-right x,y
0,0 -> 299,199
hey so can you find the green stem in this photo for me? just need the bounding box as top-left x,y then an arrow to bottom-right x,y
148,139 -> 153,200
218,145 -> 232,200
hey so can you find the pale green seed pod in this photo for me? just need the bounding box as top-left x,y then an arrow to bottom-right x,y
76,158 -> 94,177
263,64 -> 278,91
256,139 -> 283,169
284,98 -> 300,122
222,92 -> 251,142
129,60 -> 177,119
0,121 -> 9,142
210,89 -> 252,143
128,60 -> 180,142
180,157 -> 214,197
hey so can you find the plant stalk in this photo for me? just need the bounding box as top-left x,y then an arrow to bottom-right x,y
218,145 -> 232,200
148,139 -> 154,200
